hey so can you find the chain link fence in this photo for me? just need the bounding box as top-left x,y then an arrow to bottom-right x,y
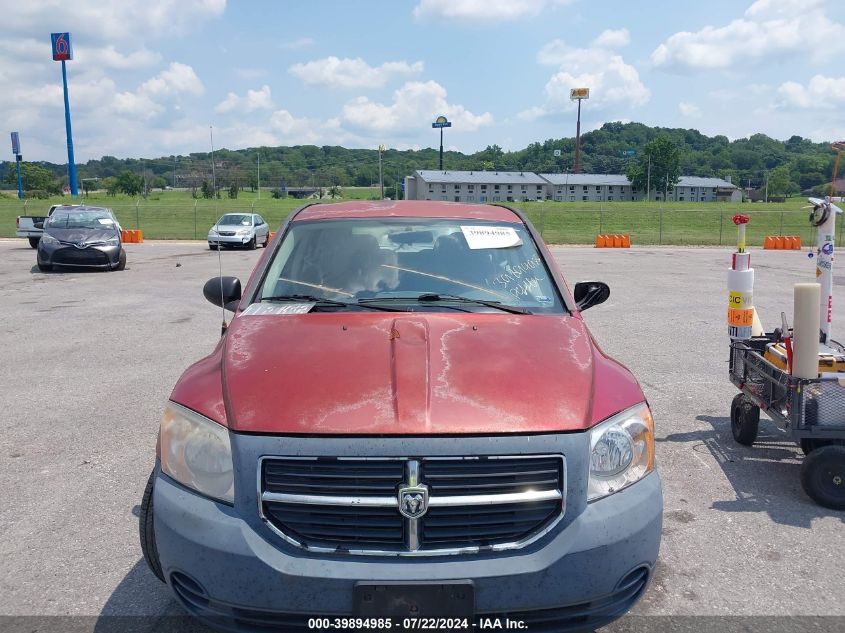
4,197 -> 833,247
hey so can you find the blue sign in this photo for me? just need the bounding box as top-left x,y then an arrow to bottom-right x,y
432,121 -> 452,128
822,242 -> 834,255
11,132 -> 20,155
622,149 -> 636,157
51,32 -> 73,61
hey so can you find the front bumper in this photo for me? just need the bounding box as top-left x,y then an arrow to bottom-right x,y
154,433 -> 663,630
208,234 -> 253,247
38,242 -> 122,269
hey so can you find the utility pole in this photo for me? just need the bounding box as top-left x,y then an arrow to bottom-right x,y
646,154 -> 651,202
257,151 -> 261,200
378,144 -> 385,199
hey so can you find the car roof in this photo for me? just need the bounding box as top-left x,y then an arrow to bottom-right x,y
293,200 -> 523,223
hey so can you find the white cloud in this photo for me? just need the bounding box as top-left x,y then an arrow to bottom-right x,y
679,102 -> 702,118
289,57 -> 424,89
778,75 -> 845,109
6,0 -> 226,42
215,85 -> 274,114
523,40 -> 650,119
592,28 -> 630,48
651,0 -> 845,71
141,62 -> 204,97
413,0 -> 569,22
75,46 -> 162,69
341,80 -> 493,133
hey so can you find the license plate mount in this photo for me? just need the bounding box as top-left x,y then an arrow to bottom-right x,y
353,581 -> 474,618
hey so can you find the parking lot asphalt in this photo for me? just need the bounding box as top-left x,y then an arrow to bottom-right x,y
0,238 -> 843,629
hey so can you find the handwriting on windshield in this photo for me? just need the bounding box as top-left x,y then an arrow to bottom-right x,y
491,257 -> 545,298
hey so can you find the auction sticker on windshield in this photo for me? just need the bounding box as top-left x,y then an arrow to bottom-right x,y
241,303 -> 315,316
460,226 -> 522,250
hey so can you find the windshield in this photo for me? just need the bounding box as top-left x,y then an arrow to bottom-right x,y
218,214 -> 252,226
259,218 -> 564,313
48,210 -> 116,230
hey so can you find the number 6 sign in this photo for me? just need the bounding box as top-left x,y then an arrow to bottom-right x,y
51,32 -> 73,61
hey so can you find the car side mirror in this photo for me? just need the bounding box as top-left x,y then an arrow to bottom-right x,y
203,276 -> 242,311
573,281 -> 610,311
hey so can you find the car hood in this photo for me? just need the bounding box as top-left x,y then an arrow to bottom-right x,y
177,312 -> 644,435
45,227 -> 118,243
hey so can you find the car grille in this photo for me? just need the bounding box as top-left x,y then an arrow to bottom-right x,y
217,231 -> 236,236
259,456 -> 565,555
52,247 -> 109,266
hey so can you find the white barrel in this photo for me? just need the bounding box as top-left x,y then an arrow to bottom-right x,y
793,283 -> 821,379
728,268 -> 755,340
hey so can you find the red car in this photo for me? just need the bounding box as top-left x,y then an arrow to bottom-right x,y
140,201 -> 662,630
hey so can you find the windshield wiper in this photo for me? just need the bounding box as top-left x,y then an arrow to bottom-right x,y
262,294 -> 410,313
360,293 -> 531,315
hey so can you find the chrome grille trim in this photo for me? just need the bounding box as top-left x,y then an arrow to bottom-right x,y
257,454 -> 566,557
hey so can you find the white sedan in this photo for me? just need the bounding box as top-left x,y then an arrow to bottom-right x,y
208,213 -> 270,250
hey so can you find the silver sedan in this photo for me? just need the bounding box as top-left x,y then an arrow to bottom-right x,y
208,213 -> 270,250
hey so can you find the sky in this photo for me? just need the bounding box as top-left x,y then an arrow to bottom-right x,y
2,0 -> 843,164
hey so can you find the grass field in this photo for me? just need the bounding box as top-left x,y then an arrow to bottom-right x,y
1,189 -> 833,246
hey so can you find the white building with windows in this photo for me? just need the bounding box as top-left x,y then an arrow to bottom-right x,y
404,170 -> 548,203
404,170 -> 741,203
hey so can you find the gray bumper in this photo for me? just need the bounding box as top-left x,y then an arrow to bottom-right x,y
208,234 -> 252,246
154,433 -> 662,623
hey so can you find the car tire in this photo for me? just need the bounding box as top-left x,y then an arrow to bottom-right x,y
114,249 -> 127,271
730,393 -> 759,446
209,244 -> 219,251
248,237 -> 257,250
37,261 -> 52,272
28,237 -> 40,249
262,234 -> 269,248
139,468 -> 165,583
800,445 -> 845,510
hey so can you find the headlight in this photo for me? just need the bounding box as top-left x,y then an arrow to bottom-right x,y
106,234 -> 120,244
40,233 -> 60,245
236,229 -> 251,236
588,403 -> 655,501
208,228 -> 218,235
159,402 -> 234,504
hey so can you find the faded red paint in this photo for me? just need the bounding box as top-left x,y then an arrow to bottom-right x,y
169,201 -> 646,434
170,312 -> 644,434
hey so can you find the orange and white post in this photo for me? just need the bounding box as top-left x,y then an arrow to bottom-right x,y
727,214 -> 756,340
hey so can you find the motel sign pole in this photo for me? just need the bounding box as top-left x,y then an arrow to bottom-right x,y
432,116 -> 452,171
570,88 -> 589,175
51,32 -> 78,197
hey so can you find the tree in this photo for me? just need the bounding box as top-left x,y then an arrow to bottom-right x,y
103,177 -> 119,197
766,165 -> 795,197
3,163 -> 61,194
201,180 -> 214,199
116,171 -> 144,196
626,136 -> 681,197
228,183 -> 238,199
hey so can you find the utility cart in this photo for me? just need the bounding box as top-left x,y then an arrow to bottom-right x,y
730,334 -> 845,509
